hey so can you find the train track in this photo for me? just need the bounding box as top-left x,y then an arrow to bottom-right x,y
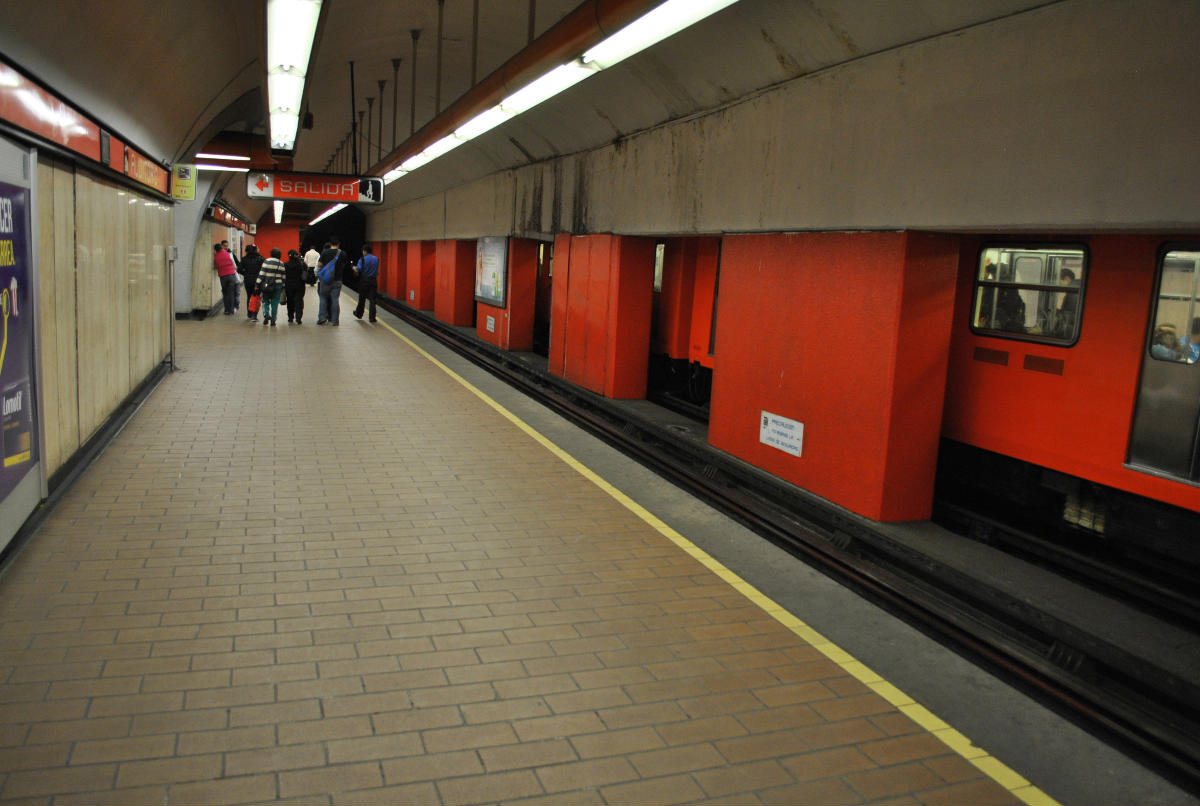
377,296 -> 1200,795
933,498 -> 1200,631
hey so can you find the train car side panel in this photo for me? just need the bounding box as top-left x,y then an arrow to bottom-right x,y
941,234 -> 1200,514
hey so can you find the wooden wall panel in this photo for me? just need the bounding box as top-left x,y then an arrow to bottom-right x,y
36,158 -> 78,475
32,156 -> 172,479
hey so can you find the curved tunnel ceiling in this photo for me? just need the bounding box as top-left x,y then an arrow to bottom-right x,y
0,0 -> 1047,224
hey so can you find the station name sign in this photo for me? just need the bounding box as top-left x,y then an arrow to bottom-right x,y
246,171 -> 383,205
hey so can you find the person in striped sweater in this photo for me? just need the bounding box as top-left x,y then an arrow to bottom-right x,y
256,248 -> 287,327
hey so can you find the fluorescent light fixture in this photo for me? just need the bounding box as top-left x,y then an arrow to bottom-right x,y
195,152 -> 251,161
399,153 -> 432,173
383,0 -> 740,182
423,135 -> 462,160
500,62 -> 596,116
268,0 -> 321,77
400,136 -> 462,172
309,203 -> 345,225
270,113 -> 300,150
268,73 -> 305,113
582,0 -> 738,69
266,0 -> 322,151
454,105 -> 513,141
273,200 -> 284,224
196,163 -> 250,172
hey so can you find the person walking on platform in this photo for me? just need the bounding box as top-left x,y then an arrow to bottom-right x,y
352,244 -> 379,323
303,243 -> 320,277
316,237 -> 347,326
283,249 -> 307,324
213,243 -> 238,314
221,240 -> 241,310
240,244 -> 264,321
256,248 -> 287,327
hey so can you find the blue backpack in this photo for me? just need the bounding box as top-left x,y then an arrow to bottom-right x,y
318,249 -> 349,284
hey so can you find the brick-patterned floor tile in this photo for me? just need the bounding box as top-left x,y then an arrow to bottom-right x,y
437,769 -> 543,805
534,756 -> 638,792
332,782 -> 440,806
917,778 -> 1024,806
693,759 -> 795,798
480,738 -> 577,771
0,313 -> 1023,806
166,774 -> 278,806
279,762 -> 384,799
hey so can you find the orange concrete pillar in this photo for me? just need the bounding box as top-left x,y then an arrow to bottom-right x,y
405,240 -> 436,310
477,238 -> 537,350
707,231 -> 959,522
651,237 -> 721,362
547,233 -> 655,399
435,239 -> 477,326
548,234 -> 573,378
386,242 -> 406,299
688,238 -> 721,369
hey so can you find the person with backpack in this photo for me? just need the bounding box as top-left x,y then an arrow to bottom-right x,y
256,248 -> 287,327
316,236 -> 348,326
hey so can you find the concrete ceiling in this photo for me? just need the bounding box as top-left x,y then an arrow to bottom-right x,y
0,0 -> 1049,224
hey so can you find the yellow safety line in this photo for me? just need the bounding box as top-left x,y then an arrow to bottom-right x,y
379,319 -> 1060,806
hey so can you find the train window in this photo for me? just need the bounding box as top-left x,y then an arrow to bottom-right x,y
1148,250 -> 1200,363
971,246 -> 1086,344
653,242 -> 665,293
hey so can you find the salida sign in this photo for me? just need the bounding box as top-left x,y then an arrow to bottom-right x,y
246,172 -> 383,205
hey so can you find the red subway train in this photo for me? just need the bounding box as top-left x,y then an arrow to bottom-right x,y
939,234 -> 1200,569
641,232 -> 1200,569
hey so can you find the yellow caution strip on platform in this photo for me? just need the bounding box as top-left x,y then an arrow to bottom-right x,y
380,319 -> 1060,806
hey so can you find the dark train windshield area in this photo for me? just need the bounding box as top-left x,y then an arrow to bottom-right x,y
971,246 -> 1086,344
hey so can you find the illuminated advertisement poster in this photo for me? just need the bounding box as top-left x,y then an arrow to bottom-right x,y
0,180 -> 36,497
474,236 -> 508,307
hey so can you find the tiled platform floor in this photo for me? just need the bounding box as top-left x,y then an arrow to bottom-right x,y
0,291 -> 1027,804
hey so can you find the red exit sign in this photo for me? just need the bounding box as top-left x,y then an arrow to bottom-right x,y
246,172 -> 383,204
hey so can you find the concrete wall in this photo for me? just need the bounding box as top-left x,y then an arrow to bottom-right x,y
367,0 -> 1200,241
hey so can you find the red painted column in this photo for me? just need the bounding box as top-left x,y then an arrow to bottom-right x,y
707,231 -> 958,522
604,236 -> 656,398
477,238 -> 537,350
547,234 -> 572,378
434,239 -> 477,326
547,234 -> 655,399
387,242 -> 406,299
688,238 -> 721,369
652,239 -> 693,359
405,240 -> 436,309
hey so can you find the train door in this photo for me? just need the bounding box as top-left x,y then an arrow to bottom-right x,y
532,239 -> 553,356
1128,248 -> 1200,479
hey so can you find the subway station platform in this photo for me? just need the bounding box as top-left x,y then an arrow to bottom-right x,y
0,287 -> 1193,805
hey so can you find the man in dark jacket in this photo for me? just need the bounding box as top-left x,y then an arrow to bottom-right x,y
316,237 -> 347,326
240,244 -> 264,321
284,249 -> 307,324
352,244 -> 380,323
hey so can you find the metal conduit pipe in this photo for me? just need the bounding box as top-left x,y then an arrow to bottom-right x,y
369,0 -> 663,176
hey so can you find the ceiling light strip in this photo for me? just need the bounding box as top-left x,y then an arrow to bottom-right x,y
309,203 -> 345,225
266,0 -> 323,152
382,0 -> 738,184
